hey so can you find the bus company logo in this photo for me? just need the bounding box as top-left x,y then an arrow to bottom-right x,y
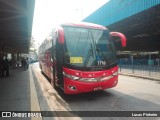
97,60 -> 106,66
2,112 -> 11,117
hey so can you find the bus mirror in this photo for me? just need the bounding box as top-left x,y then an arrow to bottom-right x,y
110,32 -> 126,47
58,27 -> 64,44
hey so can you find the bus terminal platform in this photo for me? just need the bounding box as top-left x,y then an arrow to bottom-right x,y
0,65 -> 44,120
0,64 -> 79,120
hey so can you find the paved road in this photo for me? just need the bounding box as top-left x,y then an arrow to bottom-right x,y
32,63 -> 160,120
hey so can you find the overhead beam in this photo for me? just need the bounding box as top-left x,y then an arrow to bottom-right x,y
0,14 -> 26,22
0,0 -> 26,15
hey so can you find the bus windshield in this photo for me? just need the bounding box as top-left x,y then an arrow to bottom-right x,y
63,26 -> 116,67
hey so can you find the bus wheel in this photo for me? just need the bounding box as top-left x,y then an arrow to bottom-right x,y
54,81 -> 58,90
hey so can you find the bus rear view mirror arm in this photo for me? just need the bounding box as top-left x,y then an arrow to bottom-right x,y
110,32 -> 127,47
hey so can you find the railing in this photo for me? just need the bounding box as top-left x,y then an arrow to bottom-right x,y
118,65 -> 160,78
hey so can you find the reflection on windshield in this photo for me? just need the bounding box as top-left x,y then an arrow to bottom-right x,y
63,26 -> 116,67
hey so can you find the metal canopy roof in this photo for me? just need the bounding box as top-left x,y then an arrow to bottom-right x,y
0,0 -> 35,53
83,0 -> 160,51
108,4 -> 160,51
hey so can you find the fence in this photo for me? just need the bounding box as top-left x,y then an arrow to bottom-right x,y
118,65 -> 160,78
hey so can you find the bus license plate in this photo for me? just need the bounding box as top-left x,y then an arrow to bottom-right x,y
94,87 -> 102,91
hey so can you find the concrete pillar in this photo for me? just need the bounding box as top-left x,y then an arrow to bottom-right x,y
0,42 -> 1,58
130,51 -> 134,65
130,51 -> 134,74
17,52 -> 20,67
157,51 -> 160,67
17,52 -> 19,61
1,43 -> 4,59
11,52 -> 15,67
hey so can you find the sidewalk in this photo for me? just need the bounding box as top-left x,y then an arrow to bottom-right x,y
0,67 -> 42,120
0,67 -> 31,111
0,65 -> 77,120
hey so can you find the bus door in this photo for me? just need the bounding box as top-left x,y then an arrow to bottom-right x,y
55,39 -> 64,88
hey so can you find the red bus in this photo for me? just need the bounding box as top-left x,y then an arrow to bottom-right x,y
38,22 -> 126,94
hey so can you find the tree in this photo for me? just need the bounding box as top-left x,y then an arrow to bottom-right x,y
30,36 -> 36,53
29,36 -> 38,61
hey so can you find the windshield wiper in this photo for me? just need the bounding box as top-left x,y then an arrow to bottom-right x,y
90,30 -> 111,67
83,48 -> 94,67
83,31 -> 96,67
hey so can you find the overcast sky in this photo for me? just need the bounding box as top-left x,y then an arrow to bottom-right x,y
32,0 -> 109,44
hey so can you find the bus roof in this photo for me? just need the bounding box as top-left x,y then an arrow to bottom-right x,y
61,22 -> 107,30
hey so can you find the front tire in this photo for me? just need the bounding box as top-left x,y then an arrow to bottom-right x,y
51,73 -> 58,90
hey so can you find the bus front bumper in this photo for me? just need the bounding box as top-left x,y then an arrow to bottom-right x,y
63,75 -> 118,94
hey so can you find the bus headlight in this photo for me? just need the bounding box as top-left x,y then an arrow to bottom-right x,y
112,71 -> 118,76
63,72 -> 80,80
100,76 -> 113,81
